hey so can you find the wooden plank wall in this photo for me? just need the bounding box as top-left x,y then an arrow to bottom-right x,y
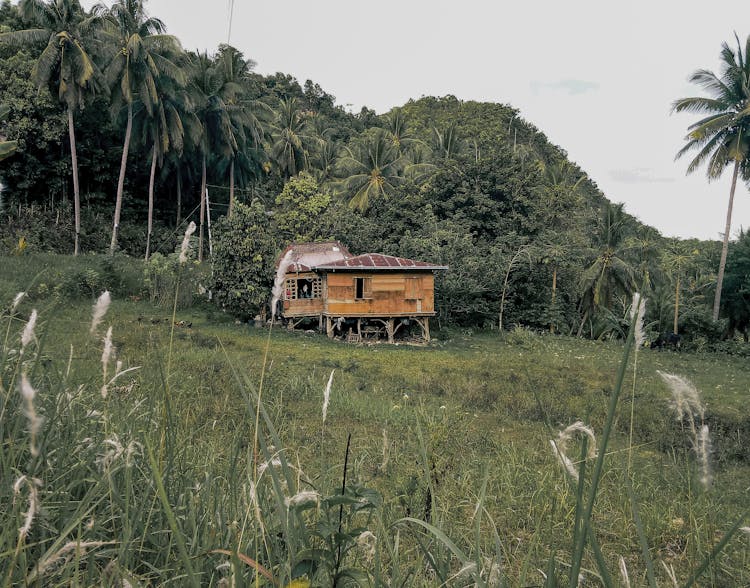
325,272 -> 435,316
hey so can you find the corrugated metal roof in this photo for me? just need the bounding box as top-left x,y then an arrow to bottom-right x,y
277,241 -> 352,272
314,253 -> 447,271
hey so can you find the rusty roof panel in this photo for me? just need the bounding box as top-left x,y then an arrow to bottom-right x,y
314,253 -> 447,271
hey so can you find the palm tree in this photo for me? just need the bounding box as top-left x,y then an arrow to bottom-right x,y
384,107 -> 418,154
0,0 -> 104,255
661,240 -> 699,335
674,33 -> 750,320
336,128 -> 404,210
133,73 -> 197,259
214,44 -> 270,218
432,122 -> 463,161
577,203 -> 636,337
270,96 -> 308,178
103,0 -> 184,254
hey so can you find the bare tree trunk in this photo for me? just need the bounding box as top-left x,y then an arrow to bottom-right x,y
68,108 -> 81,256
228,158 -> 235,219
199,153 -> 206,261
713,160 -> 739,321
673,275 -> 680,335
145,143 -> 157,261
110,102 -> 133,254
175,172 -> 182,227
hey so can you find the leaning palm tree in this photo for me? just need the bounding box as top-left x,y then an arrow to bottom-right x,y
0,0 -> 104,255
103,0 -> 184,254
674,33 -> 750,320
336,128 -> 404,210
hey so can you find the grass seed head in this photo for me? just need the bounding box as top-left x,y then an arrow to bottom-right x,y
322,369 -> 334,423
285,490 -> 320,509
629,293 -> 647,348
271,250 -> 294,318
657,371 -> 705,421
550,421 -> 597,482
696,424 -> 713,489
19,372 -> 42,457
21,308 -> 37,351
13,475 -> 42,541
619,556 -> 631,588
90,290 -> 111,335
179,221 -> 197,264
11,291 -> 26,313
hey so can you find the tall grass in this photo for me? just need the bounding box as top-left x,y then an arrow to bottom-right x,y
0,268 -> 748,585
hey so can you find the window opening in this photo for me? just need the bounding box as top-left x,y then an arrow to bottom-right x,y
354,277 -> 372,300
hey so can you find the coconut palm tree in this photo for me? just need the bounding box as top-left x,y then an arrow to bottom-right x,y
133,72 -> 198,259
270,96 -> 309,178
214,44 -> 270,217
103,0 -> 184,254
0,0 -> 104,255
336,128 -> 404,210
674,33 -> 750,320
577,203 -> 636,337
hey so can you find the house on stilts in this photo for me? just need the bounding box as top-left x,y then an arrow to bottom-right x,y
275,241 -> 447,343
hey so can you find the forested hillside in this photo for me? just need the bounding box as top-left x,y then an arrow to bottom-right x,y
1,0 -> 747,346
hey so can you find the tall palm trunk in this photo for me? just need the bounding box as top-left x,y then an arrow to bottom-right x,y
673,275 -> 680,335
110,102 -> 133,254
199,153 -> 206,261
68,108 -> 81,256
145,143 -> 157,260
713,159 -> 739,320
228,158 -> 235,219
175,172 -> 182,226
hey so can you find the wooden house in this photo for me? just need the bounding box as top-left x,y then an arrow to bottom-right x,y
276,243 -> 446,342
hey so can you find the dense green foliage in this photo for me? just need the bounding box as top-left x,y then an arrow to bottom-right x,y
1,0 -> 749,345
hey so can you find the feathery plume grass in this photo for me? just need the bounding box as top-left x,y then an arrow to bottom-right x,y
90,290 -> 111,335
270,250 -> 294,319
619,556 -> 631,588
658,371 -> 713,490
322,369 -> 334,423
629,292 -> 647,348
657,371 -> 705,421
550,421 -> 597,482
19,372 -> 42,457
26,540 -> 115,582
285,490 -> 320,509
179,221 -> 197,264
740,526 -> 750,535
356,530 -> 377,563
696,424 -> 713,489
101,327 -> 114,398
11,291 -> 25,313
380,428 -> 389,471
13,475 -> 42,541
21,308 -> 37,351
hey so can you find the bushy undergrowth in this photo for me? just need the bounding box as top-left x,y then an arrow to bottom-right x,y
1,266 -> 748,585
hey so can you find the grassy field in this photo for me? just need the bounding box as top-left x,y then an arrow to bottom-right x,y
1,254 -> 749,586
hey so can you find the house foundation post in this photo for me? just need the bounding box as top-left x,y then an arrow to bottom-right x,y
326,316 -> 333,338
387,318 -> 395,344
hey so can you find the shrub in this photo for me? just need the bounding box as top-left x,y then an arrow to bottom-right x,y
210,201 -> 279,320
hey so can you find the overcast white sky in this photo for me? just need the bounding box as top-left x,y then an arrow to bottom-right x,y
85,0 -> 750,241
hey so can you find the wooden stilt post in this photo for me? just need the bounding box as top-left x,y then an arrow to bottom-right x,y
326,316 -> 333,338
357,318 -> 362,339
424,317 -> 430,342
387,318 -> 395,344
